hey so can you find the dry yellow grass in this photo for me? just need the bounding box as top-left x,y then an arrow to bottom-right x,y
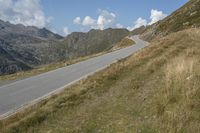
153,56 -> 200,132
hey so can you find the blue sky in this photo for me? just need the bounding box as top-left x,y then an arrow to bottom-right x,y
0,0 -> 188,36
41,0 -> 188,35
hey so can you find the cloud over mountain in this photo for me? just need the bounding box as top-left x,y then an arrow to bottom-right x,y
82,16 -> 96,26
0,0 -> 51,28
128,17 -> 147,31
148,9 -> 167,25
73,10 -> 116,30
63,27 -> 71,36
97,10 -> 116,30
127,9 -> 167,31
73,17 -> 81,25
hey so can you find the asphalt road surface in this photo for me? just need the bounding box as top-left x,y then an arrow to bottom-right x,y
0,36 -> 148,118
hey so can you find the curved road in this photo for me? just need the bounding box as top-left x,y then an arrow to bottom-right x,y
0,36 -> 148,118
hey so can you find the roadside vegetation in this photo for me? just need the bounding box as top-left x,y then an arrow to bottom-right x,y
0,28 -> 200,133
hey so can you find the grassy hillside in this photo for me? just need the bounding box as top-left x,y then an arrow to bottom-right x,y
1,28 -> 200,132
141,0 -> 200,41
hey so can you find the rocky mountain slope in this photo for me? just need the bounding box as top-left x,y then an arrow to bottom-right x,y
140,0 -> 200,41
0,20 -> 64,75
62,28 -> 129,58
0,20 -> 129,75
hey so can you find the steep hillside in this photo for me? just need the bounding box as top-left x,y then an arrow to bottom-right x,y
141,0 -> 200,41
0,20 -> 129,75
1,28 -> 200,133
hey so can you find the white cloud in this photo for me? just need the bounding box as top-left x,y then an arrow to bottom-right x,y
97,10 -> 116,30
128,9 -> 167,31
127,17 -> 147,31
82,16 -> 96,26
63,27 -> 70,36
0,0 -> 12,10
0,0 -> 51,28
116,23 -> 123,28
127,26 -> 132,31
148,9 -> 167,25
134,17 -> 147,29
73,17 -> 81,24
73,9 -> 116,30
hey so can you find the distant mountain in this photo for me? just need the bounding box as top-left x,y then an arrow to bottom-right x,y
0,20 -> 63,40
62,28 -> 129,58
0,20 -> 129,75
0,20 -> 65,75
139,0 -> 200,41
